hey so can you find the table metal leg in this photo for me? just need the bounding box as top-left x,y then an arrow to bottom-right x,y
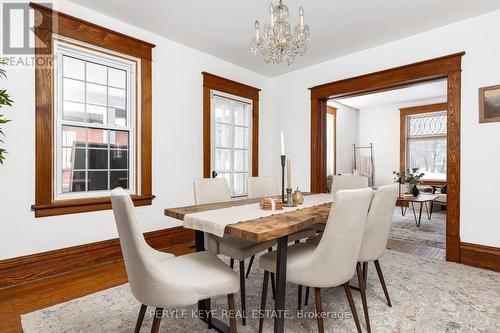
274,235 -> 289,333
195,231 -> 231,333
426,201 -> 433,220
411,202 -> 424,227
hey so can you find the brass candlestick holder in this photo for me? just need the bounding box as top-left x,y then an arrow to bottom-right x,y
283,188 -> 297,207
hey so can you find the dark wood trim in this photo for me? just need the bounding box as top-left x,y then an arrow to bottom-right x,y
399,102 -> 448,172
30,3 -> 155,217
202,72 -> 260,178
460,242 -> 500,272
309,52 -> 464,263
0,226 -> 194,288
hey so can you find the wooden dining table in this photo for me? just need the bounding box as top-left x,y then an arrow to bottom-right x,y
164,196 -> 332,333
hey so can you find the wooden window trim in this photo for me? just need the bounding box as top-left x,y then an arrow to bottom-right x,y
30,3 -> 156,217
309,52 -> 464,263
202,72 -> 260,178
399,103 -> 448,184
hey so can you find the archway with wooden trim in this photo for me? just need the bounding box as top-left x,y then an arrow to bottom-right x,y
309,52 -> 464,262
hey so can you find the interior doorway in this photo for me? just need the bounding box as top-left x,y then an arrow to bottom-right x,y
309,53 -> 464,262
327,80 -> 449,260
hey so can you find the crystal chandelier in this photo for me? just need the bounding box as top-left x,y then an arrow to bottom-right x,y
251,1 -> 310,65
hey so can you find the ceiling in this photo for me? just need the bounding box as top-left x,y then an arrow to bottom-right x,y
334,79 -> 447,109
67,0 -> 500,77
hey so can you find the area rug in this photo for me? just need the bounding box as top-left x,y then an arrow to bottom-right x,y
21,250 -> 500,332
389,208 -> 446,249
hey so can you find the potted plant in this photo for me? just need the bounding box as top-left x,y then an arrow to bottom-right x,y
0,59 -> 14,165
393,167 -> 425,197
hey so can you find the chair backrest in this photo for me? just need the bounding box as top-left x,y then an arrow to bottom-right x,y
304,188 -> 373,287
247,176 -> 278,198
193,178 -> 231,204
358,184 -> 398,262
111,188 -> 197,307
330,175 -> 369,194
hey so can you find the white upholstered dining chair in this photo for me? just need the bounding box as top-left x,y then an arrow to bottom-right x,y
330,175 -> 369,194
110,187 -> 239,333
258,188 -> 373,333
193,178 -> 275,327
307,184 -> 398,333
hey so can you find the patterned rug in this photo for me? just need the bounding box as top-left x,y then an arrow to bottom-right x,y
21,250 -> 500,332
389,208 -> 446,249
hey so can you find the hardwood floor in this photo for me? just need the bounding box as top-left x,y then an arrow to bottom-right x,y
387,238 -> 445,261
0,241 -> 195,333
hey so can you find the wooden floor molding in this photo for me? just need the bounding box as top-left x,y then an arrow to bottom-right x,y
387,238 -> 446,261
460,242 -> 500,272
0,240 -> 195,333
0,226 -> 194,289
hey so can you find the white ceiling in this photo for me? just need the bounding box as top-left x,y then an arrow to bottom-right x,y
334,79 -> 447,109
67,0 -> 500,77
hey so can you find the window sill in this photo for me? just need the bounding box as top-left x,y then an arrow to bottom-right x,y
31,194 -> 155,218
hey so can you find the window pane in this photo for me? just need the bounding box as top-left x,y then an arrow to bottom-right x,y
215,123 -> 232,148
233,173 -> 248,196
408,139 -> 447,180
215,148 -> 231,172
62,126 -> 86,147
63,78 -> 85,103
63,147 -> 86,170
408,112 -> 447,137
63,56 -> 84,80
86,104 -> 107,124
88,171 -> 108,191
110,150 -> 128,169
234,150 -> 248,172
110,130 -> 129,149
234,102 -> 249,126
62,170 -> 86,193
87,128 -> 108,148
217,173 -> 231,189
110,171 -> 128,189
234,127 -> 248,149
88,149 -> 108,169
108,87 -> 126,108
63,101 -> 85,122
108,107 -> 127,127
86,62 -> 107,85
86,83 -> 107,106
109,68 -> 126,88
215,100 -> 231,123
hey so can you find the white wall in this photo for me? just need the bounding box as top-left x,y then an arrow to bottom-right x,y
0,0 -> 272,260
327,101 -> 359,174
269,10 -> 500,247
356,97 -> 446,186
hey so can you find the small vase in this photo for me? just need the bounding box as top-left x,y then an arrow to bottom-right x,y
411,185 -> 420,197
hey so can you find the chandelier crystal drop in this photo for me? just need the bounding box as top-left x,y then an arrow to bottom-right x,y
251,1 -> 310,65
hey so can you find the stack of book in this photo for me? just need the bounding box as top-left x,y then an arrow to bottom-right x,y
260,196 -> 284,211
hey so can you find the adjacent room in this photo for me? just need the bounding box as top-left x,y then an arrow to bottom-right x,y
1,1 -> 499,332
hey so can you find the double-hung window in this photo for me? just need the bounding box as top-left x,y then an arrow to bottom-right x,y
211,91 -> 252,197
54,40 -> 138,200
406,111 -> 447,180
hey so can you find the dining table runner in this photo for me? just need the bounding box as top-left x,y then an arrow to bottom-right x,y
183,193 -> 334,237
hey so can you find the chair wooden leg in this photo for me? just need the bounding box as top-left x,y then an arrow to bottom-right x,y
151,307 -> 163,333
228,294 -> 238,333
207,298 -> 212,329
304,286 -> 310,306
246,255 -> 255,278
357,262 -> 371,333
230,258 -> 234,269
343,283 -> 362,333
374,259 -> 392,307
298,285 -> 303,311
259,270 -> 269,333
314,288 -> 325,333
134,304 -> 147,333
239,260 -> 247,326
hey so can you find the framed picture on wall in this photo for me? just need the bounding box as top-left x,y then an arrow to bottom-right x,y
479,84 -> 500,123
